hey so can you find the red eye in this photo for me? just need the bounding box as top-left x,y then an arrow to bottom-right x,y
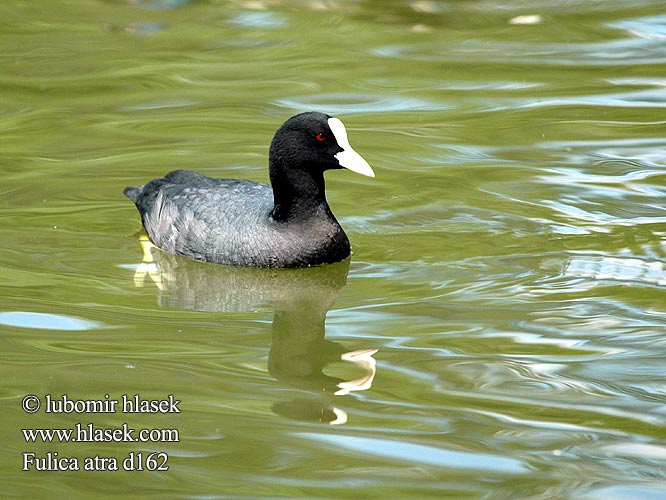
315,133 -> 326,142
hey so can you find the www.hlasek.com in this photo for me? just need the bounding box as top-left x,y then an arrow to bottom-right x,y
21,393 -> 180,472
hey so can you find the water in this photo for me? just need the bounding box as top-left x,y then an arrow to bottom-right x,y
2,0 -> 666,498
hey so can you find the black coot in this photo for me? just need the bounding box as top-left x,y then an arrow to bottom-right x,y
124,111 -> 374,268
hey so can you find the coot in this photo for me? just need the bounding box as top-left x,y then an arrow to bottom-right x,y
124,111 -> 374,268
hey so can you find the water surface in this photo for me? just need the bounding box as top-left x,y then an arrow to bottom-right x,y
2,1 -> 666,498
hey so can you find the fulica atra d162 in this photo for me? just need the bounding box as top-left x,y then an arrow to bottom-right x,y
124,111 -> 374,268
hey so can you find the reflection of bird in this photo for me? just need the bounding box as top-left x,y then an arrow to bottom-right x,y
129,241 -> 350,312
124,112 -> 374,268
127,246 -> 378,424
335,349 -> 379,396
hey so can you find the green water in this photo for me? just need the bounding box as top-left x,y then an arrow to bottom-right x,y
2,1 -> 666,498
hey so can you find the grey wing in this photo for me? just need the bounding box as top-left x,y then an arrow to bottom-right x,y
142,181 -> 276,265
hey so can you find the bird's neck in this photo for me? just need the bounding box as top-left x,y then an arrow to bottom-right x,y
270,167 -> 331,222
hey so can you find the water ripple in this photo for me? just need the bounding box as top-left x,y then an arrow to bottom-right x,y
228,11 -> 288,29
273,92 -> 448,115
564,255 -> 666,287
372,38 -> 666,66
609,14 -> 666,40
0,311 -> 105,331
297,432 -> 529,474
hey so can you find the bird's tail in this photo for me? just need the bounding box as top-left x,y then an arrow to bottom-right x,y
123,186 -> 143,204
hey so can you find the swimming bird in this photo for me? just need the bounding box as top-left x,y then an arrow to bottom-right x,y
124,111 -> 374,268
